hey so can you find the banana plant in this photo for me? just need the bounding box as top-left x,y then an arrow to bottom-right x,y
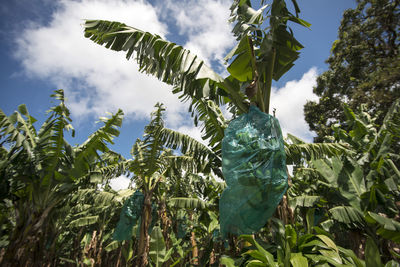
54,188 -> 127,266
147,226 -> 173,267
165,175 -> 224,266
221,215 -> 365,267
289,99 -> 400,263
83,0 -> 311,158
113,103 -> 222,266
0,90 -> 125,266
149,153 -> 225,266
83,1 -> 360,238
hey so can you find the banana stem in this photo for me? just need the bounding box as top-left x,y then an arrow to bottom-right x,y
264,47 -> 276,114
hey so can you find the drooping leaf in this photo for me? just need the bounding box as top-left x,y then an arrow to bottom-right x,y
365,212 -> 400,243
337,246 -> 366,267
105,241 -> 120,252
169,197 -> 210,210
289,195 -> 321,209
329,206 -> 365,227
316,234 -> 339,253
312,157 -> 343,187
83,20 -> 247,113
285,133 -> 353,165
69,215 -> 99,228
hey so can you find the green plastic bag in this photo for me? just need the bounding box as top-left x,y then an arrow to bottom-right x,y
113,190 -> 144,241
220,106 -> 288,236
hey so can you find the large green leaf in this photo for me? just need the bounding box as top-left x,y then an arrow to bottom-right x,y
83,20 -> 247,113
337,159 -> 367,209
365,212 -> 400,243
329,206 -> 365,227
312,157 -> 343,187
318,249 -> 343,265
240,235 -> 276,266
149,226 -> 166,267
316,235 -> 339,253
285,133 -> 353,165
220,256 -> 237,267
313,156 -> 366,209
289,195 -> 321,209
169,197 -> 210,210
71,109 -> 124,180
365,236 -> 383,267
227,36 -> 254,82
290,253 -> 308,267
69,215 -> 99,228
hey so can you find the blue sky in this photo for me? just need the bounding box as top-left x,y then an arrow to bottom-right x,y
0,0 -> 356,188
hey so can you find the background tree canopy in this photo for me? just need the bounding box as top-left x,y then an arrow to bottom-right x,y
304,0 -> 400,141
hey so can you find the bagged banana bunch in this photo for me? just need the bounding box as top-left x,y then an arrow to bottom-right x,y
113,190 -> 144,241
219,106 -> 287,236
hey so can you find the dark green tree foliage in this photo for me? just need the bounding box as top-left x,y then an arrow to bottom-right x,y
304,0 -> 400,141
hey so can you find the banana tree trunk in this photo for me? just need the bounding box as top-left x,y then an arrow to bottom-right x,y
276,194 -> 294,225
188,213 -> 198,265
1,204 -> 55,267
136,192 -> 152,266
190,231 -> 198,265
96,229 -> 103,266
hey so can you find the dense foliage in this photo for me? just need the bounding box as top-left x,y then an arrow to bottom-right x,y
304,0 -> 400,141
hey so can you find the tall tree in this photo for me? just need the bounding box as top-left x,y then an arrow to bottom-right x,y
304,0 -> 400,141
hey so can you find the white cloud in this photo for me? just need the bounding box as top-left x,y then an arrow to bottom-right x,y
14,0 -> 237,130
174,124 -> 206,145
109,175 -> 131,191
13,0 -> 318,145
270,67 -> 319,142
162,0 -> 235,71
14,0 -> 190,125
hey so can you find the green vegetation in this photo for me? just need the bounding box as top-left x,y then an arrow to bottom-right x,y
0,0 -> 399,266
304,0 -> 400,141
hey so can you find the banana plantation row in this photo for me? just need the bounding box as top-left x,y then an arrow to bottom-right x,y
0,91 -> 399,266
1,0 -> 399,266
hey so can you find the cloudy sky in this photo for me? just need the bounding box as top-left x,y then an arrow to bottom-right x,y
0,0 -> 356,189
